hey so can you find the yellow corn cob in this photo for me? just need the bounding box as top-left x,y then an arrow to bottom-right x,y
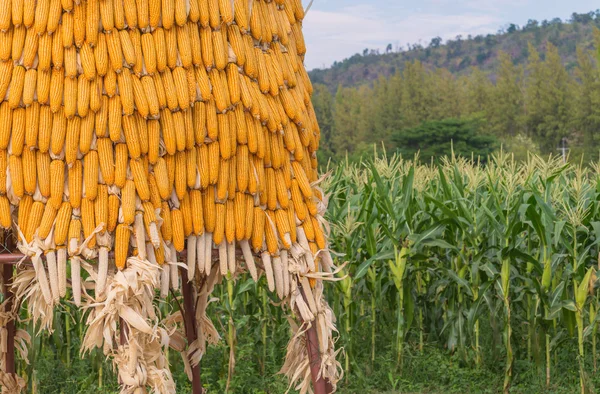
203,187 -> 216,232
118,68 -> 134,116
48,70 -> 64,113
10,108 -> 25,156
160,0 -> 174,29
265,168 -> 277,211
114,143 -> 128,188
152,72 -> 167,109
90,77 -> 102,113
107,194 -> 119,232
165,153 -> 175,191
67,216 -> 81,251
131,74 -> 149,119
212,202 -> 225,245
63,45 -> 78,79
73,1 -> 86,47
47,160 -> 65,209
80,113 -> 97,154
226,64 -> 241,105
130,28 -> 144,75
200,26 -> 214,70
86,0 -> 99,46
169,67 -> 188,112
25,202 -> 45,242
53,202 -> 72,246
22,148 -> 36,195
195,144 -> 208,190
206,99 -> 218,140
165,27 -> 178,69
97,138 -> 115,186
11,0 -> 23,26
0,195 -> 10,229
135,0 -> 148,28
10,25 -> 25,65
188,190 -> 203,235
121,179 -> 136,225
25,102 -> 39,148
216,158 -> 229,201
8,66 -> 25,109
65,116 -> 81,166
185,68 -> 198,109
152,158 -> 169,200
17,194 -> 32,232
251,207 -> 265,251
83,151 -> 99,200
9,155 -> 24,198
274,169 -> 289,209
76,74 -> 91,118
67,160 -> 82,210
123,0 -> 137,28
148,174 -> 161,209
115,224 -> 130,269
192,103 -> 207,145
146,120 -> 159,165
131,158 -> 150,201
176,24 -> 192,69
38,202 -> 58,240
174,150 -> 186,200
248,0 -> 261,40
290,179 -> 307,221
22,69 -> 37,108
140,33 -> 157,75
207,143 -> 220,186
234,192 -> 245,241
122,114 -> 141,159
158,109 -> 176,155
194,64 -> 212,101
148,0 -> 160,27
104,67 -> 117,98
108,96 -> 123,143
105,30 -> 123,73
35,70 -> 50,106
172,111 -> 186,152
217,113 -> 232,160
212,69 -> 230,112
171,208 -> 185,251
0,103 -> 11,150
161,68 -> 178,111
265,211 -> 278,254
22,26 -> 39,69
99,0 -> 115,31
224,199 -> 235,244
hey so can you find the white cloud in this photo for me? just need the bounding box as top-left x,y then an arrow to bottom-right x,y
302,5 -> 501,70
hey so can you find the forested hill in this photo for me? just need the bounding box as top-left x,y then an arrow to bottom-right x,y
309,11 -> 600,90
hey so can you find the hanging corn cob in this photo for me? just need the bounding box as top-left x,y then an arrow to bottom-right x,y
2,0 -> 341,392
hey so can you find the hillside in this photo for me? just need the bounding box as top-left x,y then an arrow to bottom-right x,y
309,11 -> 600,90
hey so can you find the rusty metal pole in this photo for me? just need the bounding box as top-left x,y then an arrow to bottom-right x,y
300,285 -> 332,394
180,267 -> 203,394
2,263 -> 15,376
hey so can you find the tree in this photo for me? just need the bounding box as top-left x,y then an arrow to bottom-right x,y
331,86 -> 363,158
312,84 -> 335,162
386,43 -> 392,54
393,118 -> 498,163
488,51 -> 524,138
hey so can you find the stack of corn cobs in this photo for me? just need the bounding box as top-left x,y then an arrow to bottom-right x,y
0,0 -> 342,392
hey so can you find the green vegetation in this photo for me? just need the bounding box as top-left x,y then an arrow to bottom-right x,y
311,20 -> 600,163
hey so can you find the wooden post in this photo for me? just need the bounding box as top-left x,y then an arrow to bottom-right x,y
2,263 -> 15,375
180,267 -> 203,394
300,285 -> 333,394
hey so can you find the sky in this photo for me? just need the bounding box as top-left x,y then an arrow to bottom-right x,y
301,0 -> 600,70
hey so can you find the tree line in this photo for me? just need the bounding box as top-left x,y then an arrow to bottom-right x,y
312,29 -> 600,164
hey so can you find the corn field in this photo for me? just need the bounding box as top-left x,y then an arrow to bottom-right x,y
319,150 -> 600,393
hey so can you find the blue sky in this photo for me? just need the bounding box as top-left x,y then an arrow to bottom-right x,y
301,0 -> 600,70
